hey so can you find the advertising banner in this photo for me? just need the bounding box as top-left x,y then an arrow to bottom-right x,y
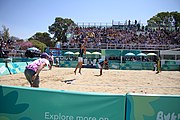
126,93 -> 180,120
0,85 -> 126,120
0,63 -> 10,76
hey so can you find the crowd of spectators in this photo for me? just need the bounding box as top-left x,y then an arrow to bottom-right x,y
0,38 -> 14,50
1,25 -> 180,57
0,38 -> 15,58
66,26 -> 180,49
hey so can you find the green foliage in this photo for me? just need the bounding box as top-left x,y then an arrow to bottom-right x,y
171,11 -> 180,30
147,11 -> 180,31
48,17 -> 76,43
28,32 -> 54,47
1,25 -> 10,41
29,40 -> 47,52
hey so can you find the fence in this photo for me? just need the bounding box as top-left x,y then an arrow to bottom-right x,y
60,43 -> 180,50
0,85 -> 179,120
1,49 -> 180,76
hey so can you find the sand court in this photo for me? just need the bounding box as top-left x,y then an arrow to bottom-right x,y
0,67 -> 180,95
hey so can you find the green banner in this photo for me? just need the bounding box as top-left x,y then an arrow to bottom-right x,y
0,85 -> 126,120
126,93 -> 180,120
60,61 -> 77,68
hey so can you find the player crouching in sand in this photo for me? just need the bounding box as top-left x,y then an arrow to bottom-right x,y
24,53 -> 51,87
98,58 -> 109,76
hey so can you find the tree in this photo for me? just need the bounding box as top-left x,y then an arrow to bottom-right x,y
171,11 -> 180,31
29,32 -> 54,47
157,12 -> 170,27
147,11 -> 180,31
20,41 -> 33,50
2,25 -> 10,41
147,15 -> 163,29
48,17 -> 76,43
30,40 -> 47,52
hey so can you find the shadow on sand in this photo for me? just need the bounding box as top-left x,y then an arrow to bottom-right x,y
94,75 -> 101,77
62,79 -> 76,84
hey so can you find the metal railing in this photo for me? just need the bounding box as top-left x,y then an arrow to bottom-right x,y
61,43 -> 180,50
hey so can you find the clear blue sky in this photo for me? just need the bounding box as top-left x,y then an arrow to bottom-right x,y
0,0 -> 180,39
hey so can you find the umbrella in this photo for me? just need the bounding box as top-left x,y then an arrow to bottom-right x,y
85,51 -> 91,55
64,51 -> 74,55
74,51 -> 91,55
92,52 -> 101,55
147,53 -> 157,56
137,53 -> 147,56
125,52 -> 135,56
74,52 -> 80,55
27,47 -> 40,51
